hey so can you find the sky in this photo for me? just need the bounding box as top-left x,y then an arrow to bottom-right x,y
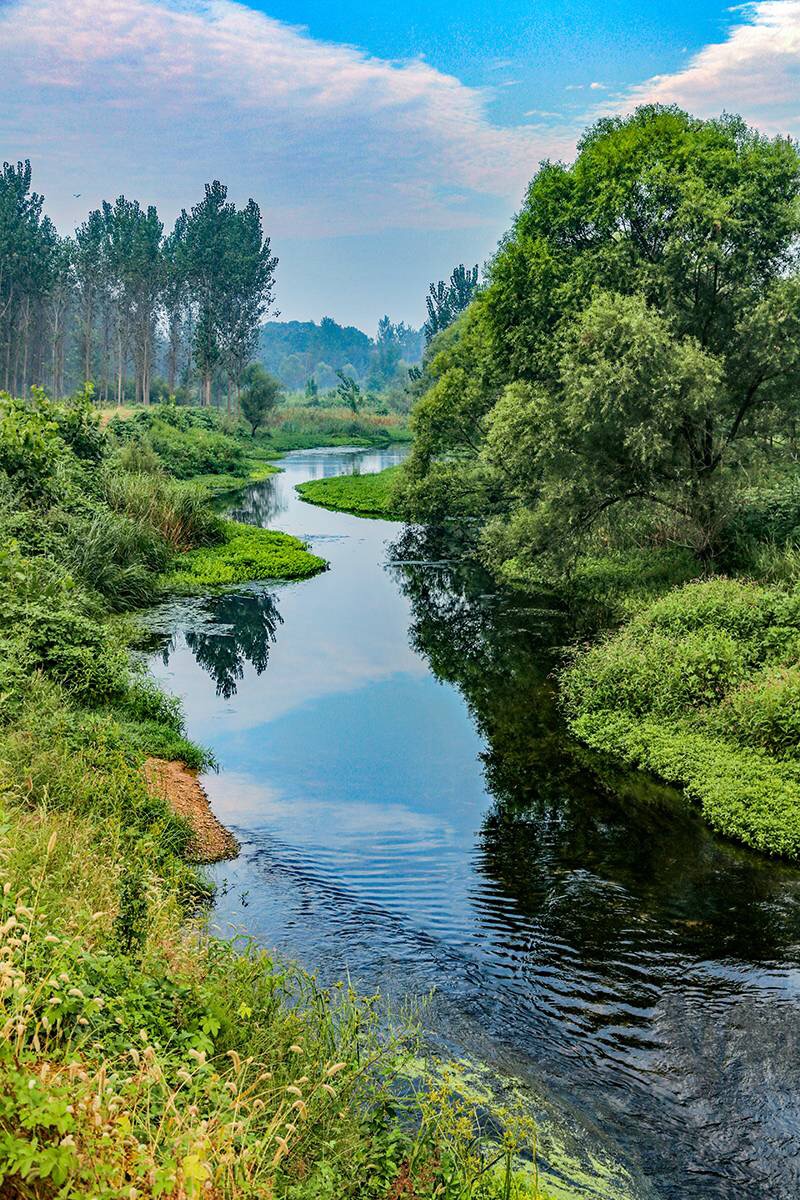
1,0 -> 799,332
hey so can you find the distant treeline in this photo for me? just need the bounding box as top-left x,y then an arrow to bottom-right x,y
258,315 -> 424,394
0,162 -> 276,406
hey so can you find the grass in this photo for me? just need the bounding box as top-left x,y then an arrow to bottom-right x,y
296,465 -> 403,519
162,519 -> 327,591
0,390 -> 554,1198
560,577 -> 800,858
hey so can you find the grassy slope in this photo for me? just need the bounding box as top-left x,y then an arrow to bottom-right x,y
560,577 -> 800,859
0,396 -> 551,1198
296,465 -> 402,519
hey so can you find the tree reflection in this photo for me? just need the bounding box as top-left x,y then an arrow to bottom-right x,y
390,528 -> 800,964
185,591 -> 283,698
229,478 -> 285,527
152,590 -> 284,699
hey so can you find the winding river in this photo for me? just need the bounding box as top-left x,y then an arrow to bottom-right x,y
146,446 -> 800,1200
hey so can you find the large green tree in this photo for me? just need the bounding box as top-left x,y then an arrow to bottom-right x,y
183,182 -> 277,407
405,106 -> 800,564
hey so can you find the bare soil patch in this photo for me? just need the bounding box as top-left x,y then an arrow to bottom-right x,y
144,758 -> 239,863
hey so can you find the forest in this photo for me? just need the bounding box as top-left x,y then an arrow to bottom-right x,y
0,164 -> 276,408
259,316 -> 424,395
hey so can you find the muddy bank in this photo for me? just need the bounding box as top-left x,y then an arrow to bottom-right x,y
144,757 -> 239,863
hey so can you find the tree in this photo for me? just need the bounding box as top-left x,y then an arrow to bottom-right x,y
240,363 -> 281,436
304,376 -> 319,404
74,209 -> 105,387
405,107 -> 800,564
161,212 -> 190,396
183,182 -> 277,407
335,370 -> 362,414
424,264 -> 479,343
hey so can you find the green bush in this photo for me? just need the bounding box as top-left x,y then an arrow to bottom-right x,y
717,664 -> 800,756
109,406 -> 246,479
0,393 -> 64,501
561,577 -> 800,857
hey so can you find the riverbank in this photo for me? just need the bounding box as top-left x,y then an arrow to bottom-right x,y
0,393 -> 552,1198
296,463 -> 402,519
144,757 -> 239,862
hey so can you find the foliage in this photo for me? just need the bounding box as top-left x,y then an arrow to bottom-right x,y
181,180 -> 278,406
424,264 -> 479,343
561,578 -> 800,857
404,106 -> 800,574
335,370 -> 363,414
240,362 -> 282,435
163,519 -> 326,590
297,465 -> 402,519
108,404 -> 246,480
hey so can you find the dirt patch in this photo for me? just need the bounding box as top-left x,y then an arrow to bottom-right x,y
144,758 -> 239,864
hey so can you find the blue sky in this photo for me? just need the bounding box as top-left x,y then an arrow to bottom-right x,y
1,0 -> 798,331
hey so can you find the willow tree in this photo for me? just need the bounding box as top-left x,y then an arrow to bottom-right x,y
405,106 -> 800,563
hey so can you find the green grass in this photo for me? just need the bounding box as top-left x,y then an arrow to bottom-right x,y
560,577 -> 800,858
188,457 -> 280,499
296,465 -> 402,519
162,518 -> 327,591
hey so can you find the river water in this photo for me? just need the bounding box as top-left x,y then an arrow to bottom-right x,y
146,446 -> 800,1200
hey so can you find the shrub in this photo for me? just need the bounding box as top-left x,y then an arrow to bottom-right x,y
561,576 -> 800,858
0,392 -> 63,501
717,664 -> 800,756
103,471 -> 222,551
0,545 -> 129,704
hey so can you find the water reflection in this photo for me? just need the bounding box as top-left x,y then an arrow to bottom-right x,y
146,454 -> 800,1200
153,590 -> 282,699
392,529 -> 800,1195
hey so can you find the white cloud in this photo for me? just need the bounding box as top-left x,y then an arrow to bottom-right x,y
0,0 -> 572,239
589,81 -> 607,90
617,0 -> 800,134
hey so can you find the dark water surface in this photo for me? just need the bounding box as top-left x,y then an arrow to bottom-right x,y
147,447 -> 800,1200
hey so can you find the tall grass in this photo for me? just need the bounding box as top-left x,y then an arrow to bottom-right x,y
103,470 -> 222,551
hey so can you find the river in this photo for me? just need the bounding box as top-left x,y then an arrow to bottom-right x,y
146,445 -> 800,1200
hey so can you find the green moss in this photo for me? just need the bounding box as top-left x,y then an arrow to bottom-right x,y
296,465 -> 402,519
162,518 -> 326,591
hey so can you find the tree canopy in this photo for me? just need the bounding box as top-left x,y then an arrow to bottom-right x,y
402,106 -> 800,568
